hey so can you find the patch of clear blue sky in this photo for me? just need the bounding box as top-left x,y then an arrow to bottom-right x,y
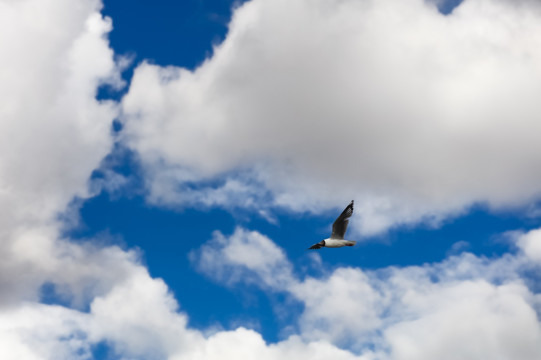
102,0 -> 241,69
97,0 -> 247,101
91,341 -> 120,360
74,0 -> 541,348
438,0 -> 464,14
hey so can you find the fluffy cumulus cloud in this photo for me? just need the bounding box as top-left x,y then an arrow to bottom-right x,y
189,227 -> 293,289
517,228 -> 541,263
0,0 -> 187,357
0,0 -> 127,355
192,227 -> 541,359
0,0 -> 123,306
122,0 -> 541,234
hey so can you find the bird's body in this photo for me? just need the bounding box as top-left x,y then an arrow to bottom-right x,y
308,200 -> 356,250
321,238 -> 356,248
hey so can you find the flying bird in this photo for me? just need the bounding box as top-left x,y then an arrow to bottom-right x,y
308,200 -> 356,250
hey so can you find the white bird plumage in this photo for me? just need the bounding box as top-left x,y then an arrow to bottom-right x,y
308,200 -> 356,250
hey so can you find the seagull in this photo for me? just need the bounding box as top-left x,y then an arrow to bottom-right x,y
308,200 -> 356,250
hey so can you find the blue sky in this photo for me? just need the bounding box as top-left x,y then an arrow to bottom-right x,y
2,0 -> 541,359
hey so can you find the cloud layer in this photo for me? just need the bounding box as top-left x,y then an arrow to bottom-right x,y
3,0 -> 541,359
123,0 -> 541,234
191,227 -> 541,359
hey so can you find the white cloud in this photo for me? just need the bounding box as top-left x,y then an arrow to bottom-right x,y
88,267 -> 204,359
0,0 -> 122,306
122,0 -> 541,234
384,281 -> 541,360
292,268 -> 388,345
0,303 -> 92,360
190,227 -> 541,358
1,264 -> 374,360
184,329 -> 370,360
0,0 -> 180,358
190,227 -> 294,290
5,220 -> 541,360
517,228 -> 541,263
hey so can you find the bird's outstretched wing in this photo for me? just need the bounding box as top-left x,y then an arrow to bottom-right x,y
308,243 -> 323,250
331,200 -> 354,239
